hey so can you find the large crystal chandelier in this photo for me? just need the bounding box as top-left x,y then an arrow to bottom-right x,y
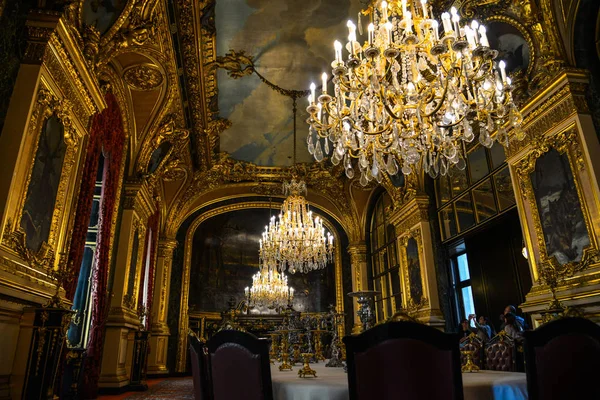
245,260 -> 294,309
306,0 -> 524,185
259,179 -> 334,274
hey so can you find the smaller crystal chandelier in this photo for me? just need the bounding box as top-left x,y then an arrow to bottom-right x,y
245,261 -> 294,309
259,179 -> 334,274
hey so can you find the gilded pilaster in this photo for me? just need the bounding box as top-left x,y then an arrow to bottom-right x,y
99,182 -> 156,389
388,196 -> 445,328
506,71 -> 600,325
347,243 -> 368,334
146,238 -> 177,375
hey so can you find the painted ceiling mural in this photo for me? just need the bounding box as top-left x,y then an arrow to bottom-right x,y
215,0 -> 362,166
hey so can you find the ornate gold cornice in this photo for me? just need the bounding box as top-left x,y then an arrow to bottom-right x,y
123,181 -> 158,222
165,154 -> 359,239
507,70 -> 589,159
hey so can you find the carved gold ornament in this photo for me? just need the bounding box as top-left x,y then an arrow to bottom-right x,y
514,126 -> 600,282
123,64 -> 164,91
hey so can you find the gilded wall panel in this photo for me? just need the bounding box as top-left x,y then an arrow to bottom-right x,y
513,124 -> 600,286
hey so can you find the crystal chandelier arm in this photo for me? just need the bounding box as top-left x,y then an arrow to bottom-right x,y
423,76 -> 450,118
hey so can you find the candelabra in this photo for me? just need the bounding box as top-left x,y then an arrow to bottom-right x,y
306,0 -> 523,185
349,290 -> 380,331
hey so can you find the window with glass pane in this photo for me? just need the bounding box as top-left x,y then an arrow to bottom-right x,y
452,251 -> 476,322
494,166 -> 516,210
368,192 -> 402,321
489,144 -> 506,169
468,146 -> 489,184
436,175 -> 451,207
435,140 -> 515,242
68,154 -> 105,349
456,193 -> 475,232
439,204 -> 457,240
473,179 -> 497,223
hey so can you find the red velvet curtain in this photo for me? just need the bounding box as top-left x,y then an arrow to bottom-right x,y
138,211 -> 159,331
77,93 -> 125,399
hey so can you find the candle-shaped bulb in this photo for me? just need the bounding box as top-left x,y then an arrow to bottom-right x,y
498,60 -> 507,83
405,11 -> 413,32
385,21 -> 393,45
368,23 -> 374,45
441,12 -> 452,35
421,0 -> 428,18
450,6 -> 458,16
401,0 -> 407,15
478,25 -> 489,47
432,19 -> 439,41
310,82 -> 316,103
382,1 -> 388,20
407,81 -> 415,94
452,13 -> 460,34
321,72 -> 328,93
334,40 -> 342,63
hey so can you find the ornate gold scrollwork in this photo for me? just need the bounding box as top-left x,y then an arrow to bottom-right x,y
514,126 -> 600,284
123,63 -> 164,91
398,228 -> 429,310
205,49 -> 255,79
3,88 -> 81,271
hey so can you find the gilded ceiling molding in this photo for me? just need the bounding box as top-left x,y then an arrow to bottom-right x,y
164,155 -> 360,240
506,70 -> 590,158
123,63 -> 164,91
175,0 -> 218,168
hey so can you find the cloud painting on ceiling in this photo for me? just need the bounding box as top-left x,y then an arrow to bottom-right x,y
83,0 -> 127,35
215,0 -> 362,166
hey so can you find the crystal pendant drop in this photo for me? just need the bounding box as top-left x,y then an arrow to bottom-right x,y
386,155 -> 399,175
345,166 -> 355,179
314,141 -> 324,161
359,171 -> 368,186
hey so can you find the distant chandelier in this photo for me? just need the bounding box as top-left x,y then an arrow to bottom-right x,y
245,261 -> 294,309
306,0 -> 524,185
259,179 -> 334,274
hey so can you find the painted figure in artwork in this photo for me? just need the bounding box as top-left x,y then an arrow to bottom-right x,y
531,149 -> 591,264
20,115 -> 67,252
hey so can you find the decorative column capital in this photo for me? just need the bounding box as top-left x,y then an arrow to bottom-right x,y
157,239 -> 178,257
347,242 -> 367,255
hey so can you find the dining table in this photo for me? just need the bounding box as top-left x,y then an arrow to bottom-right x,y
270,362 -> 528,400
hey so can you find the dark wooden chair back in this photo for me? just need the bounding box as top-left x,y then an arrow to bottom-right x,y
524,317 -> 600,400
189,334 -> 210,400
460,333 -> 484,369
343,321 -> 464,400
207,329 -> 273,400
485,331 -> 515,371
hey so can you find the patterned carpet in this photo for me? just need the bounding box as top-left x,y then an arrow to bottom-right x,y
122,378 -> 194,399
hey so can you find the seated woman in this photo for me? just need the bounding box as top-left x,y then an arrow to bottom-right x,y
459,318 -> 474,341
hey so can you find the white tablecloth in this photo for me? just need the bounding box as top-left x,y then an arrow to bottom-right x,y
270,362 -> 528,400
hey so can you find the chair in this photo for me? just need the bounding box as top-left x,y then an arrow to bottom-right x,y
459,333 -> 484,369
485,331 -> 515,371
207,329 -> 273,400
188,334 -> 210,400
524,317 -> 600,400
343,321 -> 464,400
